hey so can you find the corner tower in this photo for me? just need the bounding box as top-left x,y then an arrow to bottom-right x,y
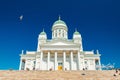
52,16 -> 68,40
73,29 -> 83,51
37,29 -> 47,51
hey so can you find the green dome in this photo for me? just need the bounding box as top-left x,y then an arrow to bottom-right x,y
53,20 -> 66,25
52,16 -> 68,31
52,16 -> 67,28
74,31 -> 80,35
40,31 -> 46,35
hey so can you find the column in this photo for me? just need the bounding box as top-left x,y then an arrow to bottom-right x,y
54,52 -> 57,70
98,59 -> 101,70
19,59 -> 22,70
47,51 -> 50,70
63,51 -> 66,70
77,51 -> 80,70
24,60 -> 27,70
70,51 -> 73,70
40,51 -> 43,70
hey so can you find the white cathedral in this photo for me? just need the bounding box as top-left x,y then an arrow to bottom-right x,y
19,17 -> 101,71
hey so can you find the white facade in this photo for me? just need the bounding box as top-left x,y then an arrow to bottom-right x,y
19,17 -> 101,70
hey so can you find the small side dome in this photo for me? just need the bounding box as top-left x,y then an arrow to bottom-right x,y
39,29 -> 47,39
73,29 -> 81,39
40,31 -> 46,35
74,31 -> 80,35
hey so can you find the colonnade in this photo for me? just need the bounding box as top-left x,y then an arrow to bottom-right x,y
40,51 -> 81,70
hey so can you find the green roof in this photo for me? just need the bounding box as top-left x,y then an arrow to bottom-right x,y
74,31 -> 80,35
53,20 -> 66,25
40,31 -> 46,35
52,16 -> 67,29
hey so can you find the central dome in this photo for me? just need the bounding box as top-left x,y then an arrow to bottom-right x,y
53,19 -> 66,26
52,16 -> 68,39
52,16 -> 68,31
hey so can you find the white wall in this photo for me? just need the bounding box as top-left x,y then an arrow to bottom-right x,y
73,59 -> 77,70
66,59 -> 70,70
50,60 -> 54,70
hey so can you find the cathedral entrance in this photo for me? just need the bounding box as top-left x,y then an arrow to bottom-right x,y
58,62 -> 63,70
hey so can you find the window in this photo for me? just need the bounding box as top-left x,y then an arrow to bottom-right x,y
59,29 -> 61,32
63,33 -> 64,37
55,33 -> 57,37
58,62 -> 63,66
52,33 -> 54,37
85,61 -> 87,64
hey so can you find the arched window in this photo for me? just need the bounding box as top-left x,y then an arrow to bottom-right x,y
55,33 -> 57,37
63,33 -> 64,37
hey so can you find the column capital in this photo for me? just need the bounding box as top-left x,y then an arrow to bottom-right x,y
54,51 -> 58,53
47,51 -> 50,53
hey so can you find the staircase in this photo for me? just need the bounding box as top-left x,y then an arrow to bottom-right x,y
0,70 -> 120,80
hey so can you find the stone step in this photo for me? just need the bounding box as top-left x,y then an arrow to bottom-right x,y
0,70 -> 119,80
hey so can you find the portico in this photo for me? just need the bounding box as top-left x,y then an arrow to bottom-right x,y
39,50 -> 80,70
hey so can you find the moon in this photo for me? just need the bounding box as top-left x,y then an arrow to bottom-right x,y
19,15 -> 23,21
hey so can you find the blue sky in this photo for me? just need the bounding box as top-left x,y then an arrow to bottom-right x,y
0,0 -> 120,70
